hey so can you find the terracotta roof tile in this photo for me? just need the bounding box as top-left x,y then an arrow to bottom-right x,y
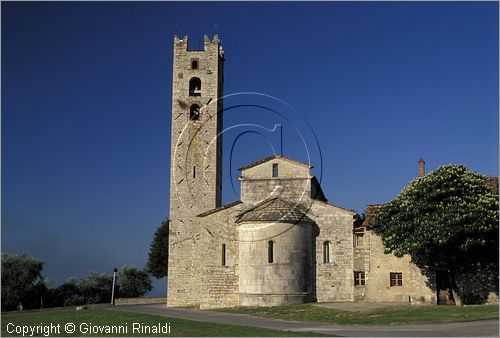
360,204 -> 384,228
236,198 -> 314,224
484,176 -> 499,194
197,200 -> 242,217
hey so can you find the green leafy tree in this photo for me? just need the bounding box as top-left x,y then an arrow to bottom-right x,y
1,253 -> 44,311
52,277 -> 85,307
22,278 -> 51,309
78,272 -> 115,304
372,165 -> 498,306
147,219 -> 169,279
118,266 -> 152,297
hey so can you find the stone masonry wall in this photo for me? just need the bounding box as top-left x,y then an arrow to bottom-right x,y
358,230 -> 436,304
241,158 -> 310,179
168,35 -> 224,307
115,297 -> 167,306
241,178 -> 311,206
239,221 -> 313,306
310,201 -> 356,302
240,158 -> 312,206
199,204 -> 243,309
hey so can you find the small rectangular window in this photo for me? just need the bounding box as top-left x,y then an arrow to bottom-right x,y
354,233 -> 364,247
354,271 -> 365,286
193,166 -> 196,178
272,163 -> 279,177
390,272 -> 403,287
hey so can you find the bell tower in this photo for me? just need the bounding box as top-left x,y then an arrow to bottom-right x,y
167,35 -> 224,306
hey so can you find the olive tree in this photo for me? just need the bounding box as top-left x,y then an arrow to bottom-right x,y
78,272 -> 114,304
1,253 -> 44,311
118,266 -> 152,297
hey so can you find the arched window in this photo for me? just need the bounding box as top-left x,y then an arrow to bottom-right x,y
191,60 -> 198,69
221,244 -> 226,266
323,241 -> 330,263
268,240 -> 274,263
190,104 -> 200,120
189,77 -> 201,96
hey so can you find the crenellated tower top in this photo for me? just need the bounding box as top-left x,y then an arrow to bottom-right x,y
173,34 -> 224,57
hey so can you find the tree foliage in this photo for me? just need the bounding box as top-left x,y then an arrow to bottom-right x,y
53,277 -> 86,307
1,253 -> 44,311
22,278 -> 51,309
147,219 -> 169,279
372,165 -> 498,304
1,252 -> 154,310
118,266 -> 152,297
78,272 -> 115,304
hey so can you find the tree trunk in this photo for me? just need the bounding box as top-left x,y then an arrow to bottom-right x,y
448,269 -> 463,306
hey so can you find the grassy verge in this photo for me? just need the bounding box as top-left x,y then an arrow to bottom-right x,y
1,308 -> 327,336
214,303 -> 499,325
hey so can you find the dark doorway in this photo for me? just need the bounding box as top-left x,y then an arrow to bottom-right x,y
436,270 -> 456,305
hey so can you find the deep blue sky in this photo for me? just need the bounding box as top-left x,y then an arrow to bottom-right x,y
2,2 -> 498,294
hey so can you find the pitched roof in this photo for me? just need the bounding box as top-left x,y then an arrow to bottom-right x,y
238,154 -> 312,171
236,198 -> 314,224
484,176 -> 499,194
197,200 -> 242,217
360,204 -> 384,229
312,199 -> 357,215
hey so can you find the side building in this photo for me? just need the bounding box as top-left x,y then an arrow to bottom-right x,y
353,204 -> 435,304
354,160 -> 499,306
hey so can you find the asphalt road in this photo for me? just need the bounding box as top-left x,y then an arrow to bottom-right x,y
110,304 -> 499,337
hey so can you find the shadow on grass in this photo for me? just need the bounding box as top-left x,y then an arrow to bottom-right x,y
213,303 -> 499,325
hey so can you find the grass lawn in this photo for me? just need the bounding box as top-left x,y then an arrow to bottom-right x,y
214,303 -> 499,325
1,308 -> 326,337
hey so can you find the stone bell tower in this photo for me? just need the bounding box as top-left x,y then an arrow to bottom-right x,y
167,35 -> 224,306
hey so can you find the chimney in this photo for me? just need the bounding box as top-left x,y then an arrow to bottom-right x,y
419,159 -> 425,177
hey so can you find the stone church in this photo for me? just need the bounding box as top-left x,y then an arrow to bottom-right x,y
167,35 -> 453,309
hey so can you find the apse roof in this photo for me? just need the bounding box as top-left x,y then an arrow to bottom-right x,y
236,198 -> 314,224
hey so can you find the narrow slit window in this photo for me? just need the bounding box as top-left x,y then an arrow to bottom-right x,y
323,241 -> 330,263
193,166 -> 196,178
221,244 -> 226,266
268,241 -> 274,263
272,163 -> 279,177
